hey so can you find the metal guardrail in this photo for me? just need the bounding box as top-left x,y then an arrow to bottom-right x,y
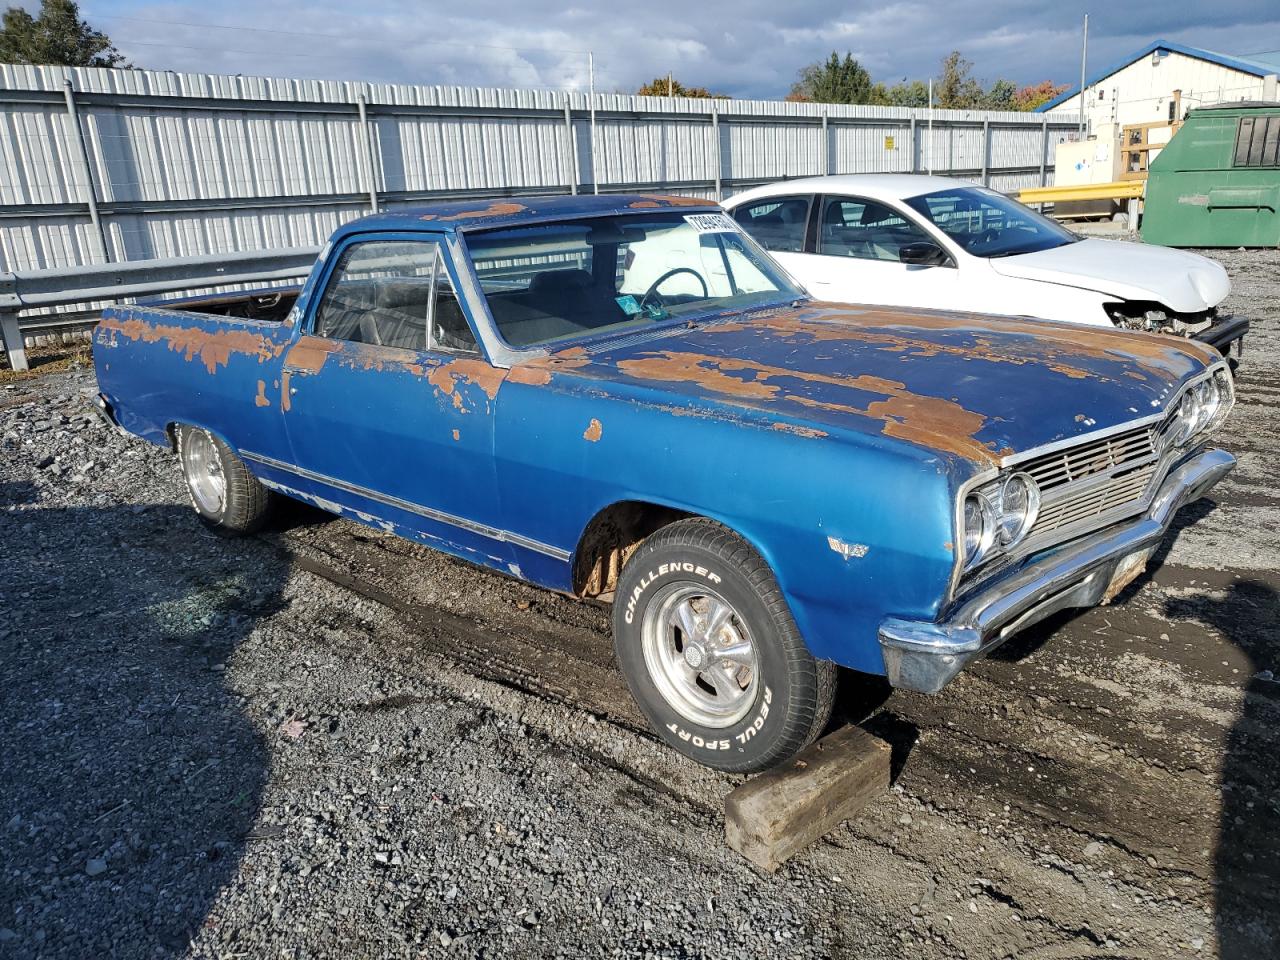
0,246 -> 321,372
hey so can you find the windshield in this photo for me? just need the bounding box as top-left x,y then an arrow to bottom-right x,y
903,186 -> 1079,259
463,212 -> 804,348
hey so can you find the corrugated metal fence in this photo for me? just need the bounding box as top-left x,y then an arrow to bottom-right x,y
0,64 -> 1079,273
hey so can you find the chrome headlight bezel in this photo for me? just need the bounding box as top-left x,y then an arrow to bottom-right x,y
959,472 -> 1041,573
995,472 -> 1041,546
962,492 -> 996,567
1160,360 -> 1235,451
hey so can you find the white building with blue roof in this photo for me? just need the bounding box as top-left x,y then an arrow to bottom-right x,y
1039,39 -> 1280,131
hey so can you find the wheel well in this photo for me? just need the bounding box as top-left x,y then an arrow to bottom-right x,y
164,422 -> 181,452
573,500 -> 695,600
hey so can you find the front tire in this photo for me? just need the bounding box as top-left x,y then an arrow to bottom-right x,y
612,519 -> 835,773
177,425 -> 272,535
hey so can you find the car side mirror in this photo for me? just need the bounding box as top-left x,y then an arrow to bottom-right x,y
898,242 -> 948,267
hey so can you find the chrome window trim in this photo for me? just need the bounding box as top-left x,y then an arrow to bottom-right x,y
443,232 -> 547,370
240,450 -> 572,562
944,360 -> 1233,605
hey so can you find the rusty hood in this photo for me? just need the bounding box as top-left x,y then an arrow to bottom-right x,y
533,301 -> 1218,467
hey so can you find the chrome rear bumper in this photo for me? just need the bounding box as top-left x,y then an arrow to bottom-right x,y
878,448 -> 1235,694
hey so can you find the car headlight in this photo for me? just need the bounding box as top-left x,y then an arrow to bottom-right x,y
1192,379 -> 1215,431
995,473 -> 1040,546
1209,367 -> 1233,430
1171,391 -> 1198,446
962,493 -> 995,566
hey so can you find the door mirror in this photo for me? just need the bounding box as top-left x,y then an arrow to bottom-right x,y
898,241 -> 948,267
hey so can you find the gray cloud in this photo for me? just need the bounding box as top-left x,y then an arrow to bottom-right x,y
88,0 -> 1280,98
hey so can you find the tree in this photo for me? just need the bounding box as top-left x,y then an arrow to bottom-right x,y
1013,80 -> 1070,111
868,79 -> 930,108
636,76 -> 727,98
980,78 -> 1018,111
789,52 -> 872,105
0,0 -> 128,68
935,51 -> 984,109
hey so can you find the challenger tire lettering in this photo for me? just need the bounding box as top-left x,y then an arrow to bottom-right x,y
623,561 -> 722,625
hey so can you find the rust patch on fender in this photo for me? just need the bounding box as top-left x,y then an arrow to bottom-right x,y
283,336 -> 341,373
771,422 -> 827,439
617,350 -> 999,463
583,418 -> 603,442
254,380 -> 270,407
618,353 -> 778,400
427,358 -> 505,400
281,370 -> 292,412
98,315 -> 286,375
507,365 -> 553,386
452,429 -> 460,442
420,201 -> 528,222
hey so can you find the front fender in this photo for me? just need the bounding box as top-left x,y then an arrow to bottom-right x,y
495,378 -> 961,674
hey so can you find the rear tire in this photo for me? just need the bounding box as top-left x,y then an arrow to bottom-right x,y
177,424 -> 272,535
612,518 -> 836,773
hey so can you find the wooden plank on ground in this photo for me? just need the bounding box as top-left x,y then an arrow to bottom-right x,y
724,725 -> 891,873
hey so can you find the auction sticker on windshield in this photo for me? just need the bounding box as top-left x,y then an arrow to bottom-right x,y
684,213 -> 740,234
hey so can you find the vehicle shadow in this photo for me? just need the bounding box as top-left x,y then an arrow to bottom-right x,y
1166,578 -> 1280,958
0,480 -> 287,958
968,491 -> 1280,955
985,497 -> 1219,665
833,671 -> 919,784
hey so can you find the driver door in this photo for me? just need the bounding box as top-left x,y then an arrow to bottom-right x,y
801,195 -> 959,311
275,233 -> 514,570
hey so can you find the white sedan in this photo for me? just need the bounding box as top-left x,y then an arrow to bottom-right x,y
722,174 -> 1247,357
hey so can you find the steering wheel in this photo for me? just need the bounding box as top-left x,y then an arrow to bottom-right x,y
640,267 -> 709,310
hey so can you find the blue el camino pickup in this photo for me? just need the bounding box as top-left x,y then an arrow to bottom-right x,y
93,195 -> 1236,772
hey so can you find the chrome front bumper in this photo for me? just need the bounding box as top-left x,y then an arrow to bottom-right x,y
879,448 -> 1235,694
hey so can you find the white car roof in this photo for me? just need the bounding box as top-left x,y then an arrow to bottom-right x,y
723,174 -> 975,208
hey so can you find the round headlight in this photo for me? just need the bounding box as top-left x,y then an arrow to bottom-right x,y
1172,392 -> 1197,446
963,493 -> 996,566
1193,380 -> 1215,430
996,473 -> 1041,546
1211,368 -> 1233,427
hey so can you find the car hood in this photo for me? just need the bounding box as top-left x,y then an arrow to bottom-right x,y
525,301 -> 1218,468
987,238 -> 1230,312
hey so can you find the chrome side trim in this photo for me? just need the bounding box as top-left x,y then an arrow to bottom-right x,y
884,447 -> 1235,694
240,449 -> 572,562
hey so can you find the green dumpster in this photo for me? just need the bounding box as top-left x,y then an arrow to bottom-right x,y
1142,102 -> 1280,248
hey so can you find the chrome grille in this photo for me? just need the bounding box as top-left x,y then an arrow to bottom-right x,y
1021,424 -> 1161,543
1019,425 -> 1156,493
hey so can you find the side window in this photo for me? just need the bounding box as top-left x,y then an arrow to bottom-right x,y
313,239 -> 478,354
731,196 -> 811,253
817,197 -> 930,262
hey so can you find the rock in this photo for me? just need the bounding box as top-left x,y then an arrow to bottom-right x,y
85,858 -> 107,877
1084,841 -> 1104,858
898,814 -> 913,826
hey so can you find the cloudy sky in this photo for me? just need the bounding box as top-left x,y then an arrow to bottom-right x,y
62,1 -> 1280,97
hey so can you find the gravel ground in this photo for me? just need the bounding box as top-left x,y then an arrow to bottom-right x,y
2,247 -> 1278,960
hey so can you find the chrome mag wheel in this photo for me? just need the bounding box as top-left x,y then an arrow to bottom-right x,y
182,429 -> 226,516
640,584 -> 759,728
